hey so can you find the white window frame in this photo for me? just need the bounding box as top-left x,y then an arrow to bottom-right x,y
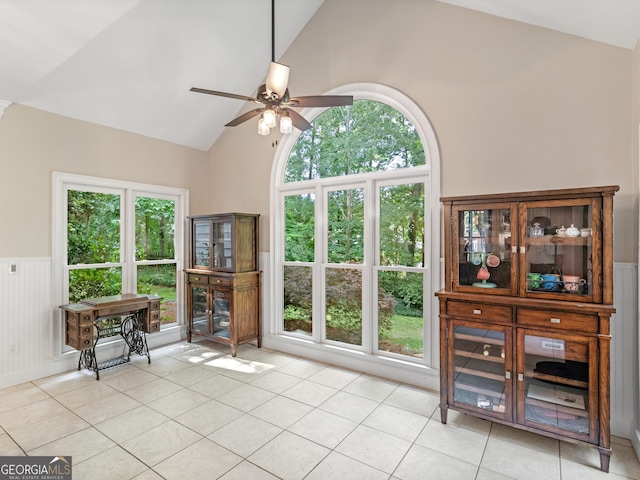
52,172 -> 188,355
268,83 -> 442,389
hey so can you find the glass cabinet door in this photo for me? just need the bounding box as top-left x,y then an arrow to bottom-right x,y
190,284 -> 210,336
520,199 -> 598,302
449,320 -> 512,421
517,329 -> 596,442
193,220 -> 212,269
212,219 -> 233,271
212,289 -> 231,338
452,204 -> 517,295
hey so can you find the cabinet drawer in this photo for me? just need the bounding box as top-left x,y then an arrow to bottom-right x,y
447,302 -> 512,323
209,275 -> 232,287
67,311 -> 94,326
187,273 -> 208,283
144,321 -> 161,334
66,331 -> 93,350
517,309 -> 598,333
150,300 -> 160,310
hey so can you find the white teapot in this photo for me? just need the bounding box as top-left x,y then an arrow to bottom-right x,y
566,224 -> 580,237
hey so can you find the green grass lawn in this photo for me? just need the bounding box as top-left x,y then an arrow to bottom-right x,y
381,313 -> 423,353
143,285 -> 176,301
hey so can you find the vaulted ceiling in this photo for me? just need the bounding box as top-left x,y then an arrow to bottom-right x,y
1,0 -> 640,152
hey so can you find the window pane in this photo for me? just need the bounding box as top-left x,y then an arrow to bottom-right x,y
325,267 -> 362,346
137,264 -> 177,324
285,100 -> 426,182
327,188 -> 364,263
380,183 -> 425,267
283,265 -> 312,336
135,197 -> 175,261
378,271 -> 423,357
285,193 -> 315,262
67,190 -> 120,264
69,267 -> 122,303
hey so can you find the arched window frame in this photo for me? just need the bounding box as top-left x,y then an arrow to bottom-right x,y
268,83 -> 442,387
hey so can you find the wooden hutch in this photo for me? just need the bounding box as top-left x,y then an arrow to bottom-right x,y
185,213 -> 262,356
437,185 -> 618,472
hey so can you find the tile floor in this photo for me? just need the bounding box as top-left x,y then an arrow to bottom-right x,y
1,340 -> 639,480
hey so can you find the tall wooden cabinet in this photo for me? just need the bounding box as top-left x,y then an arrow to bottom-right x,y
437,186 -> 618,472
185,213 -> 261,356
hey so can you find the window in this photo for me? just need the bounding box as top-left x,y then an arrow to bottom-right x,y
53,173 -> 187,352
271,83 -> 441,380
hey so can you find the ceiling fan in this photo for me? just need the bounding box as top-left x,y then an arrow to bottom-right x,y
189,0 -> 353,135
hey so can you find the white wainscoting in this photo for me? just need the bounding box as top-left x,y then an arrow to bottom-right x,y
611,263 -> 639,440
0,258 -> 52,385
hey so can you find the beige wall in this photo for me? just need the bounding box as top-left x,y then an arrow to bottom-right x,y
0,104 -> 209,258
208,0 -> 636,262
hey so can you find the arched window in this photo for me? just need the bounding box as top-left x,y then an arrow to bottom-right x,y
269,83 -> 441,387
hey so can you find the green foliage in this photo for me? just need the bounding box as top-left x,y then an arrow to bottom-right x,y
325,305 -> 362,332
285,100 -> 425,183
283,305 -> 312,322
137,264 -> 176,287
67,190 -> 121,264
67,191 -> 177,303
327,189 -> 364,263
285,194 -> 315,262
135,197 -> 175,261
379,271 -> 423,312
379,183 -> 425,267
69,268 -> 121,304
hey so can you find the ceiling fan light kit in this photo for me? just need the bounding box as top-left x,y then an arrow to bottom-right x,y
279,110 -> 293,134
266,61 -> 290,99
189,0 -> 353,136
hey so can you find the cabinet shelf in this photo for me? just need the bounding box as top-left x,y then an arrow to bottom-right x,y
454,365 -> 504,382
527,370 -> 588,389
454,332 -> 504,347
526,235 -> 591,247
455,349 -> 505,363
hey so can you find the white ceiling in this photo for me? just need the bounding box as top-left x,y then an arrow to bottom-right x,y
1,0 -> 640,152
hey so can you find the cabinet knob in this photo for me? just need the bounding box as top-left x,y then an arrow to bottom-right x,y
505,371 -> 511,379
517,373 -> 524,381
473,309 -> 482,315
550,317 -> 561,324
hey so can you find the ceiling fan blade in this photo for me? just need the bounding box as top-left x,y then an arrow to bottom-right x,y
225,108 -> 265,127
287,109 -> 312,131
286,95 -> 354,108
190,87 -> 260,104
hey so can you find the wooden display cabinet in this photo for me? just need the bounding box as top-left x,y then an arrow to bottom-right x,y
185,213 -> 262,355
437,186 -> 618,472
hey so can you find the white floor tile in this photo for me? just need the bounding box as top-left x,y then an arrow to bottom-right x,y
3,340 -> 639,480
248,431 -> 330,480
335,424 -> 412,474
305,451 -> 389,480
208,413 -> 282,457
153,438 -> 242,480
